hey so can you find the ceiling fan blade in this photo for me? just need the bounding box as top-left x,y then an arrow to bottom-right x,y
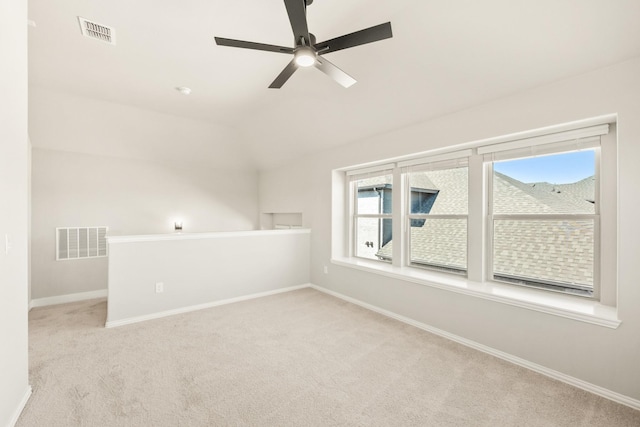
314,22 -> 392,55
215,37 -> 294,54
269,59 -> 299,88
284,0 -> 310,44
314,57 -> 357,88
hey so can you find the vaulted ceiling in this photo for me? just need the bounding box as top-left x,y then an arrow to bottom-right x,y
28,0 -> 640,170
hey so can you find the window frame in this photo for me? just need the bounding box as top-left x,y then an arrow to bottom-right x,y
486,152 -> 601,298
404,161 -> 470,275
343,123 -> 613,303
349,169 -> 394,262
336,119 -> 619,327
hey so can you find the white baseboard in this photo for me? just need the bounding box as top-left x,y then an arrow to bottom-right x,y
7,385 -> 32,427
105,284 -> 311,328
309,284 -> 640,412
29,289 -> 107,310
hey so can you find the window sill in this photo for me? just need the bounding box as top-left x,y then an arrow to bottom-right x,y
331,257 -> 620,329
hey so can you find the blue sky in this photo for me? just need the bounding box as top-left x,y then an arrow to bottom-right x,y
494,150 -> 595,184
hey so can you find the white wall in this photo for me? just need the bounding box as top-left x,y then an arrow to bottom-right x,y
106,229 -> 310,326
28,87 -> 255,171
31,148 -> 259,300
0,0 -> 30,425
28,88 -> 261,301
259,57 -> 640,401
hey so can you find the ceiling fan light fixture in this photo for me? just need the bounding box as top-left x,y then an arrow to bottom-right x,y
294,47 -> 316,67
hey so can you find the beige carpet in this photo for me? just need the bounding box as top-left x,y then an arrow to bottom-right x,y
18,288 -> 640,426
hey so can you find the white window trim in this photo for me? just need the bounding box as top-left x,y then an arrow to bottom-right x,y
486,155 -> 601,301
477,124 -> 608,156
398,148 -> 473,168
485,137 -> 602,299
405,160 -> 469,273
346,163 -> 396,176
350,170 -> 394,262
334,118 -> 619,329
331,256 -> 619,328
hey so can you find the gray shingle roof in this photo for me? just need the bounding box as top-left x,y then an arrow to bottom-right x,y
493,219 -> 594,286
377,170 -> 595,288
494,172 -> 594,214
410,168 -> 468,214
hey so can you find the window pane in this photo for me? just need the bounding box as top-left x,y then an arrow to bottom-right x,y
410,218 -> 467,272
493,219 -> 594,291
355,217 -> 392,261
409,167 -> 468,215
356,174 -> 393,214
493,150 -> 595,215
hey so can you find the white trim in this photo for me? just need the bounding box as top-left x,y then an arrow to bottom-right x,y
407,214 -> 468,220
336,116 -> 617,328
491,214 -> 597,221
309,284 -> 639,411
107,228 -> 310,244
483,136 -> 601,163
30,289 -> 107,309
346,163 -> 396,177
105,284 -> 311,328
397,149 -> 472,168
335,115 -> 616,173
353,214 -> 393,219
477,124 -> 608,155
7,386 -> 32,427
469,116 -> 614,152
331,257 -> 620,328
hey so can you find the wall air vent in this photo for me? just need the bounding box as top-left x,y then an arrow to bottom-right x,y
78,17 -> 116,45
57,226 -> 109,260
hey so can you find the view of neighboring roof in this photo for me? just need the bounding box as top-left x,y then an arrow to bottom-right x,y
376,168 -> 595,289
355,175 -> 393,189
494,172 -> 594,214
410,168 -> 468,215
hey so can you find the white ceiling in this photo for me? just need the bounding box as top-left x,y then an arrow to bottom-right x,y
28,0 -> 640,170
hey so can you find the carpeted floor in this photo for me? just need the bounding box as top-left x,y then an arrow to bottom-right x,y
17,288 -> 640,426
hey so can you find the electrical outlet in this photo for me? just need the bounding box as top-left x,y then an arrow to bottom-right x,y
323,265 -> 328,274
155,282 -> 164,293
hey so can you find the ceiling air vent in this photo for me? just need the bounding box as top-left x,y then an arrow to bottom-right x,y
78,17 -> 116,45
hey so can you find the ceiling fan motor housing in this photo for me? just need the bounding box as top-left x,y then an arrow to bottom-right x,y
308,33 -> 317,46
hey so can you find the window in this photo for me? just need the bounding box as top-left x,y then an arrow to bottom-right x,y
407,160 -> 468,274
350,169 -> 393,261
342,122 -> 615,303
488,150 -> 598,297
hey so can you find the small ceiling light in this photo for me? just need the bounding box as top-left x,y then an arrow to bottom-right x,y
175,86 -> 192,95
294,47 -> 316,67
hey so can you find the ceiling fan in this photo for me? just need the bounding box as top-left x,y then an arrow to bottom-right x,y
214,0 -> 392,89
